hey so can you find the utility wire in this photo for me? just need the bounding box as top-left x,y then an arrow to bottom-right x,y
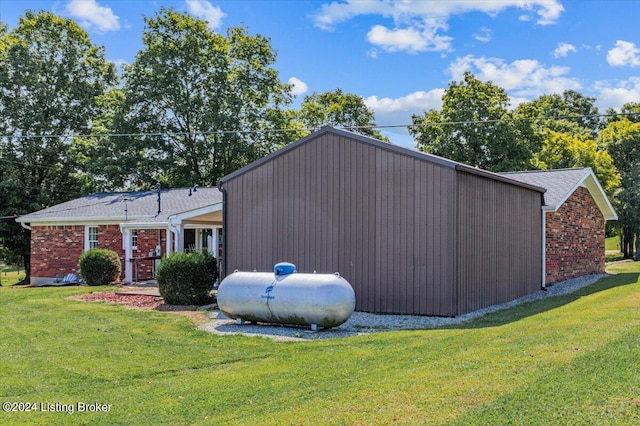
0,112 -> 638,140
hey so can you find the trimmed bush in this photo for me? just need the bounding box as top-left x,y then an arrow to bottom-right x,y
156,251 -> 217,305
79,249 -> 122,286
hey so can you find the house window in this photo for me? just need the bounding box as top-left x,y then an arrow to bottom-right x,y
131,230 -> 138,250
86,226 -> 98,250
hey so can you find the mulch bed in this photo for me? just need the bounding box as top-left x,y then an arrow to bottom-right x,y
76,291 -> 164,309
72,290 -> 215,324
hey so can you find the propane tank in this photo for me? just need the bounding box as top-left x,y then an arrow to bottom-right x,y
217,262 -> 355,330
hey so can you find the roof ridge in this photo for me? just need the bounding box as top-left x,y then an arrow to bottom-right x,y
501,167 -> 588,175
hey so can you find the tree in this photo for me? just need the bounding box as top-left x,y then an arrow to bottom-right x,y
103,9 -> 294,189
599,118 -> 640,258
299,88 -> 388,141
0,11 -> 116,278
516,91 -> 602,138
410,72 -> 538,172
533,130 -> 619,196
606,102 -> 640,124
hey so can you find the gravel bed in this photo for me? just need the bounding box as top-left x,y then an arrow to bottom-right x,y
199,273 -> 608,341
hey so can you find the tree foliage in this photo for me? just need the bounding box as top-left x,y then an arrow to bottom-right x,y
299,88 -> 388,141
409,72 -> 538,172
598,117 -> 640,257
99,8 -> 294,189
516,90 -> 602,138
533,130 -> 619,196
0,11 -> 116,273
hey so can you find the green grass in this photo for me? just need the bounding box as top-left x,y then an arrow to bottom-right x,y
1,264 -> 640,425
606,235 -> 621,251
0,264 -> 26,286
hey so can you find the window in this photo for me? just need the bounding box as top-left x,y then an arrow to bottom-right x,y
86,226 -> 98,250
131,230 -> 138,250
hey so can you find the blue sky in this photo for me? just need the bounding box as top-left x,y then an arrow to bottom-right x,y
1,0 -> 640,146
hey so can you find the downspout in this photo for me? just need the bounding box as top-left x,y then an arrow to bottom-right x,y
218,181 -> 228,280
167,217 -> 180,255
20,222 -> 31,231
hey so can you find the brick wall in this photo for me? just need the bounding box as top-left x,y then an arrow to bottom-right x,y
545,186 -> 605,285
31,225 -> 85,282
130,229 -> 165,281
30,225 -> 164,284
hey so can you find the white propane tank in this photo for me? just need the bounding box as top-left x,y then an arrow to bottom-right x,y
217,262 -> 355,330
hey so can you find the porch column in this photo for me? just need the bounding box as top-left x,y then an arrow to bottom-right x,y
211,227 -> 218,258
196,229 -> 203,251
122,228 -> 133,283
175,226 -> 184,252
166,227 -> 173,256
168,218 -> 184,253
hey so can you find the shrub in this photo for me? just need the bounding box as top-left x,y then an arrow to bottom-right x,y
79,249 -> 122,286
156,251 -> 217,305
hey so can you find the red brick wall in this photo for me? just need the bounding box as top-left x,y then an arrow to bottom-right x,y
545,186 -> 605,285
30,225 -> 164,284
131,229 -> 165,280
31,225 -> 85,281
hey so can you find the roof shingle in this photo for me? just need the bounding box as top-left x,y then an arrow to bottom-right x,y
17,187 -> 222,224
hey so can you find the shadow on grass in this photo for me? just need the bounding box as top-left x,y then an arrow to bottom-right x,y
445,272 -> 640,330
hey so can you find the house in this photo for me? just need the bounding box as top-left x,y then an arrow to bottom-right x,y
501,168 -> 617,285
16,187 -> 223,285
217,127 -> 617,316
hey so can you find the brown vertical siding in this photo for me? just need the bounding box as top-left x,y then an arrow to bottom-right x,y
222,132 -> 458,315
456,172 -> 542,315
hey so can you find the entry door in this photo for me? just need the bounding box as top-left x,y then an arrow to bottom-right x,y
183,229 -> 196,252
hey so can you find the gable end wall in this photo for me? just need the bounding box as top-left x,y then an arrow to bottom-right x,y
545,186 -> 605,284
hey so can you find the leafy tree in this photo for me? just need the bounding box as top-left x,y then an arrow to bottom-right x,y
409,72 -> 538,172
599,118 -> 640,258
606,102 -> 640,124
299,88 -> 388,141
105,9 -> 294,188
516,90 -> 602,138
533,130 -> 619,196
0,11 -> 116,278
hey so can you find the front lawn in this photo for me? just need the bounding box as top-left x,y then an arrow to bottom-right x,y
606,235 -> 621,251
1,263 -> 639,425
0,264 -> 26,286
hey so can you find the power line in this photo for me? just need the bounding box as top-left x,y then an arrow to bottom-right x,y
0,111 -> 638,140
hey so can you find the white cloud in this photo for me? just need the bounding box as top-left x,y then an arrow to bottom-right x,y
607,40 -> 640,67
312,1 -> 563,53
367,19 -> 453,53
474,27 -> 492,43
448,55 -> 581,99
185,0 -> 225,30
595,77 -> 640,110
65,0 -> 120,32
553,42 -> 576,58
365,89 -> 444,126
366,24 -> 452,53
288,77 -> 308,96
364,89 -> 445,146
536,1 -> 564,25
